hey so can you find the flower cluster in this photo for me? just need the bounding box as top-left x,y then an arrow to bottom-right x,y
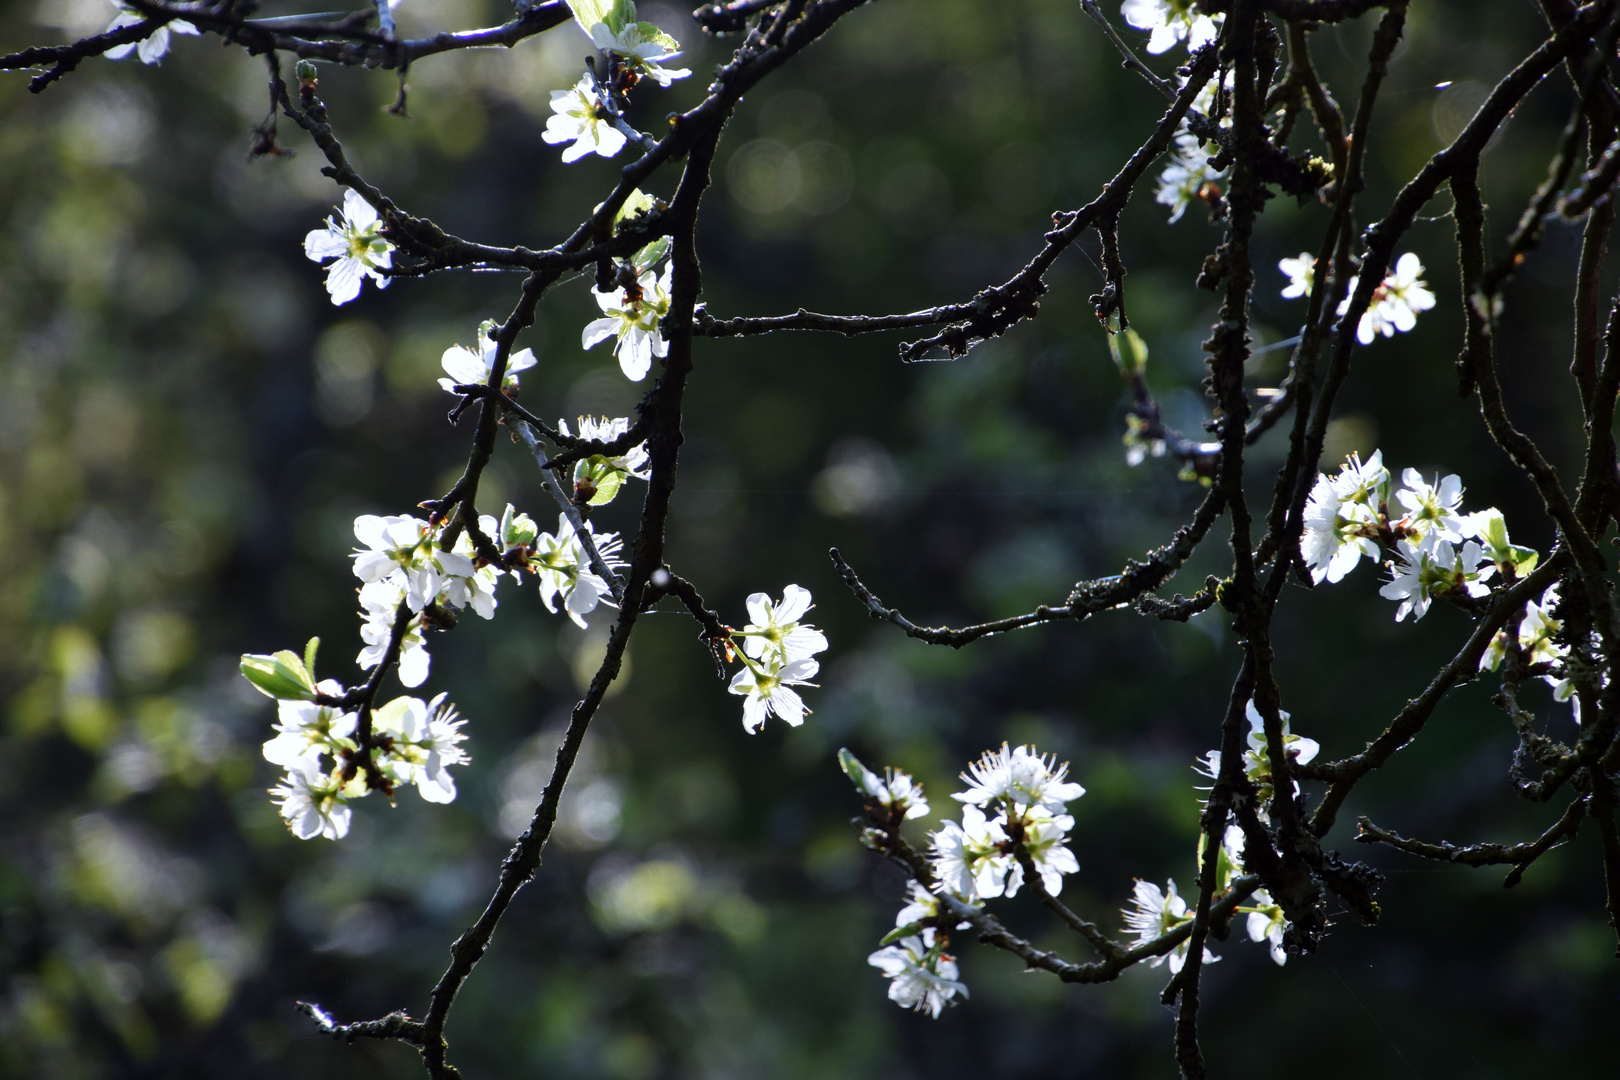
242,497 -> 636,838
544,0 -> 690,161
1123,823 -> 1290,970
866,929 -> 968,1019
1121,0 -> 1222,55
847,744 -> 1083,1018
1156,131 -> 1227,224
267,690 -> 469,841
837,751 -> 973,1018
249,641 -> 471,841
726,585 -> 829,732
1193,700 -> 1320,819
1278,252 -> 1436,345
1299,449 -> 1536,622
930,744 -> 1084,902
1479,583 -> 1592,717
303,189 -> 395,306
530,512 -> 627,628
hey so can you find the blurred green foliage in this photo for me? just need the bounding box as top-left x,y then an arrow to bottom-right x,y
1,0 -> 1617,1076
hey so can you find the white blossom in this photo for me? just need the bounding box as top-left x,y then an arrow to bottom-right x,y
894,881 -> 976,929
1481,585 -> 1573,701
1156,131 -> 1224,224
1278,252 -> 1315,300
930,804 -> 1014,899
357,579 -> 431,688
1245,889 -> 1288,965
1331,449 -> 1391,507
1121,0 -> 1222,55
1337,252 -> 1436,345
1299,473 -> 1379,585
739,584 -> 829,666
1379,535 -> 1493,622
1016,807 -> 1081,897
303,189 -> 394,306
373,692 -> 469,804
561,416 -> 650,478
105,5 -> 198,65
839,749 -> 930,820
1242,699 -> 1319,800
558,415 -> 650,506
262,679 -> 354,768
438,321 -> 537,395
438,520 -> 503,621
582,262 -> 673,381
1394,467 -> 1469,544
1122,878 -> 1218,974
867,929 -> 967,1019
729,656 -> 818,732
271,757 -> 352,841
543,76 -> 629,163
952,743 -> 1085,815
532,514 -> 624,628
589,21 -> 692,86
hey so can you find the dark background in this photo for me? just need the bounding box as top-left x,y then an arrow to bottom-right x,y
1,1 -> 1616,1076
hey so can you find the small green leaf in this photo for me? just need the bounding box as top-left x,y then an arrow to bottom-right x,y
613,189 -> 658,230
303,637 -> 320,681
879,922 -> 923,946
838,747 -> 866,784
501,504 -> 538,547
607,0 -> 638,33
585,466 -> 623,506
1507,545 -> 1540,575
240,650 -> 316,700
1123,327 -> 1149,374
838,747 -> 881,796
633,21 -> 680,53
565,0 -> 616,35
632,236 -> 670,270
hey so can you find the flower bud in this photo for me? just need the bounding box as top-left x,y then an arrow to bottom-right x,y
240,650 -> 317,700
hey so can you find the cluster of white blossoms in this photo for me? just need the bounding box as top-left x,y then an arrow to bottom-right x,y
866,927 -> 969,1020
104,1 -> 198,65
242,638 -> 471,841
1478,582 -> 1599,721
531,511 -> 627,628
847,736 -> 1310,1017
725,585 -> 829,732
1124,823 -> 1290,971
932,744 -> 1085,900
304,189 -> 396,307
1299,450 -> 1541,623
839,751 -> 970,1018
1156,131 -> 1226,224
1279,252 -> 1437,345
844,744 -> 1084,1018
1121,0 -> 1222,55
243,483 -> 644,839
1193,700 -> 1320,820
543,0 -> 691,161
1155,70 -> 1232,224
